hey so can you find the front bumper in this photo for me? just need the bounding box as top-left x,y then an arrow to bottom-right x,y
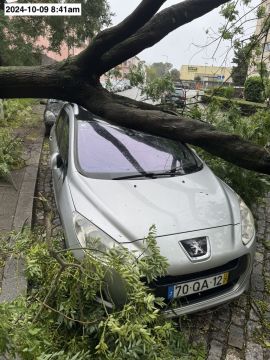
104,245 -> 255,317
161,252 -> 254,318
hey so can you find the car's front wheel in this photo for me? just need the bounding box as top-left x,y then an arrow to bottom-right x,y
44,123 -> 51,137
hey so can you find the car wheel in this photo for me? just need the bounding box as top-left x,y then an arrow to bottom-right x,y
44,123 -> 51,137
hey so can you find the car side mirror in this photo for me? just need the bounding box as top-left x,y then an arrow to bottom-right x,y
51,153 -> 63,169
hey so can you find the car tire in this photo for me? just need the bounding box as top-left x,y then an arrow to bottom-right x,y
44,123 -> 51,137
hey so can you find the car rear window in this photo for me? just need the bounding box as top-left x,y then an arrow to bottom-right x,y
75,119 -> 202,179
174,88 -> 185,97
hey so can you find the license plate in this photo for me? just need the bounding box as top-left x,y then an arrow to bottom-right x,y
167,272 -> 229,300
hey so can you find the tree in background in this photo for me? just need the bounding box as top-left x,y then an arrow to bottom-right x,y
146,62 -> 173,81
170,68 -> 180,82
231,43 -> 252,86
0,0 -> 111,66
244,76 -> 265,103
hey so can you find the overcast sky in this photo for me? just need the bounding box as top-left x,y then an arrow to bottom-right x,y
108,0 -> 260,69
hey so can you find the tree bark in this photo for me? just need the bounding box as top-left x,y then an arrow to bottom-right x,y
76,0 -> 167,70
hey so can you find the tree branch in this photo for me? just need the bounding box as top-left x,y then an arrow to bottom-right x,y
75,89 -> 270,175
95,0 -> 232,74
1,0 -> 269,176
76,0 -> 167,71
0,63 -> 95,99
1,62 -> 269,175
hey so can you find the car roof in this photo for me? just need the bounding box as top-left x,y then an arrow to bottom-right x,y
73,105 -> 118,129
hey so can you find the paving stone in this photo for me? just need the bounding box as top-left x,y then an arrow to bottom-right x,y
245,342 -> 263,360
189,328 -> 208,348
249,308 -> 260,321
246,320 -> 262,339
257,207 -> 265,219
265,259 -> 270,274
234,294 -> 248,309
231,309 -> 246,326
265,232 -> 270,242
210,318 -> 228,343
225,347 -> 243,360
52,217 -> 61,225
250,290 -> 264,301
207,340 -> 223,360
217,305 -> 231,322
251,262 -> 264,292
263,348 -> 270,360
257,245 -> 266,255
257,220 -> 266,228
255,252 -> 264,263
228,324 -> 244,349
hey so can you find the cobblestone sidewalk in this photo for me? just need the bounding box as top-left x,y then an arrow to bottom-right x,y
34,139 -> 270,360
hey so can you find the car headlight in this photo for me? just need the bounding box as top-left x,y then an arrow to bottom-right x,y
239,198 -> 255,245
73,212 -> 115,252
45,110 -> 56,122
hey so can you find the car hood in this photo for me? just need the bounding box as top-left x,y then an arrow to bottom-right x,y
69,165 -> 240,243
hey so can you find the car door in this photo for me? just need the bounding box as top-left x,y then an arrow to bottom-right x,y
50,108 -> 70,213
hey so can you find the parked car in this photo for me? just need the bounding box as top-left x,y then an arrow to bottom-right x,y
164,87 -> 186,107
49,103 -> 256,317
42,99 -> 65,136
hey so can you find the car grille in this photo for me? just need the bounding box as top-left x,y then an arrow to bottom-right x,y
146,255 -> 248,306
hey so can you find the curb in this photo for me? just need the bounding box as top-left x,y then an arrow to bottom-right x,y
0,133 -> 44,303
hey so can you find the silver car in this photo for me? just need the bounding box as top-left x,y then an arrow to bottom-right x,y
49,103 -> 256,317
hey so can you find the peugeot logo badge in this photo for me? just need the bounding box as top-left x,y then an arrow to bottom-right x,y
179,237 -> 210,262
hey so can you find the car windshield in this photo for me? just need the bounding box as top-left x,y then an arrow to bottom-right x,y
75,118 -> 202,180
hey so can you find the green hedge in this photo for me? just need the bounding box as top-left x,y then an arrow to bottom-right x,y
201,94 -> 266,115
244,76 -> 264,103
205,86 -> 235,99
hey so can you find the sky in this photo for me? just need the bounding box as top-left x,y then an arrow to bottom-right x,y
108,0 -> 260,69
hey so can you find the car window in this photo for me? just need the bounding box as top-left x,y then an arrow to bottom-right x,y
75,119 -> 202,179
55,111 -> 65,145
175,88 -> 185,97
55,110 -> 69,165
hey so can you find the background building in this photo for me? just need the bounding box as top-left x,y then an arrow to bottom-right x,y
180,64 -> 232,88
248,0 -> 270,77
118,56 -> 141,77
38,37 -> 89,65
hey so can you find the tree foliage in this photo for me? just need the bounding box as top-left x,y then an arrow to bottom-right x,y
188,101 -> 270,205
231,43 -> 252,86
170,68 -> 180,82
146,62 -> 173,82
244,76 -> 265,103
0,226 -> 205,359
0,0 -> 111,66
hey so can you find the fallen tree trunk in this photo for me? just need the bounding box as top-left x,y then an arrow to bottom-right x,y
1,0 -> 268,174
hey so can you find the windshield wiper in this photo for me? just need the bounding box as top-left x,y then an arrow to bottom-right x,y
112,172 -> 157,180
112,167 -> 185,180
